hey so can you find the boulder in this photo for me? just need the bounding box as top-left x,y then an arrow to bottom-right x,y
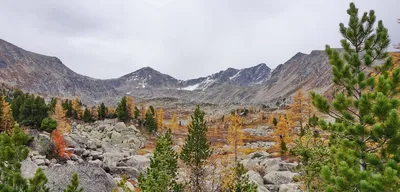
263,171 -> 298,185
110,166 -> 140,179
44,163 -> 117,192
115,122 -> 127,132
260,158 -> 283,174
279,183 -> 301,192
117,155 -> 150,172
33,158 -> 46,166
127,125 -> 139,132
21,158 -> 39,178
104,125 -> 114,132
246,170 -> 264,186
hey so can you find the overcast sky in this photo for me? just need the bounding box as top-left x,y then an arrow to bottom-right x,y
0,0 -> 398,80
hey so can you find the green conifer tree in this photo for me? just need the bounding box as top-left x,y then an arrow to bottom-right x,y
180,106 -> 212,192
138,129 -> 181,191
116,96 -> 129,122
0,126 -> 49,191
82,108 -> 93,123
145,111 -> 157,133
233,163 -> 258,192
98,102 -> 106,120
302,3 -> 400,191
64,173 -> 84,192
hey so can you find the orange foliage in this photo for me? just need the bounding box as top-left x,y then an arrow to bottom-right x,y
72,97 -> 83,119
51,130 -> 72,158
126,96 -> 135,120
52,100 -> 70,134
0,96 -> 14,134
156,108 -> 165,131
169,113 -> 179,132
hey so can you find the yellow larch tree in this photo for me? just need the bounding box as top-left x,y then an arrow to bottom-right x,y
107,105 -> 116,117
227,114 -> 245,162
126,96 -> 135,120
274,115 -> 292,154
156,108 -> 164,131
169,112 -> 178,132
90,106 -> 98,120
0,97 -> 15,134
72,97 -> 83,119
52,99 -> 71,134
289,90 -> 314,136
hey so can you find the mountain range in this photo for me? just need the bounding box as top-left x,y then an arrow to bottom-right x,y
0,39 -> 334,106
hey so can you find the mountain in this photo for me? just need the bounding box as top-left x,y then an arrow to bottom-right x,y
180,63 -> 271,91
0,39 -> 119,103
0,39 -> 334,105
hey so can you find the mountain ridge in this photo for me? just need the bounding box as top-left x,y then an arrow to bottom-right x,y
0,38 -> 335,105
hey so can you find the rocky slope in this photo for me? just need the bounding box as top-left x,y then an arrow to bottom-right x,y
0,39 -> 332,105
22,120 -> 301,192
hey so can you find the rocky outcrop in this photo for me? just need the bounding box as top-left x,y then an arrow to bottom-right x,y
45,163 -> 117,192
22,119 -> 150,191
241,152 -> 301,192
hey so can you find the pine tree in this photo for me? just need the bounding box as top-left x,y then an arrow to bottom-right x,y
64,173 -> 83,192
40,117 -> 57,133
82,108 -> 93,123
134,106 -> 140,120
0,125 -> 80,192
98,102 -> 106,120
145,111 -> 157,133
180,106 -> 212,192
0,126 -> 49,192
138,129 -> 181,191
227,114 -> 245,163
272,117 -> 278,127
10,89 -> 24,121
303,3 -> 400,191
117,96 -> 129,122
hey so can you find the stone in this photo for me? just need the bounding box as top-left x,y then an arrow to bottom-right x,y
247,170 -> 264,186
116,155 -> 150,172
33,158 -> 46,166
21,158 -> 39,178
44,163 -> 117,192
115,122 -> 127,132
91,151 -> 104,160
89,159 -> 103,167
110,166 -> 140,179
104,125 -> 114,132
64,136 -> 80,148
260,158 -> 283,174
127,125 -> 139,132
71,154 -> 79,161
279,183 -> 301,192
263,171 -> 298,185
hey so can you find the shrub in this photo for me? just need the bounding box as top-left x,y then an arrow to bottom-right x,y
40,118 -> 57,133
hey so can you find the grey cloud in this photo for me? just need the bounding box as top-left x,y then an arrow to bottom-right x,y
0,0 -> 398,80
